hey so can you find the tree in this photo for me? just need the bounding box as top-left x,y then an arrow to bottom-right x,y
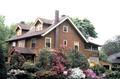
66,49 -> 89,69
99,51 -> 108,62
0,48 -> 7,79
102,35 -> 120,55
0,16 -> 15,56
71,18 -> 97,38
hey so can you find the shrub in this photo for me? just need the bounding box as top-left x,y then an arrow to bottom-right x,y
15,73 -> 34,79
105,71 -> 120,78
22,62 -> 39,73
0,49 -> 7,79
52,51 -> 67,74
67,67 -> 86,79
91,65 -> 106,75
84,69 -> 97,79
10,52 -> 25,69
66,49 -> 89,69
36,49 -> 53,70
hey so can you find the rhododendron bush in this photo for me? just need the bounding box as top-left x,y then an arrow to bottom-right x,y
67,67 -> 86,79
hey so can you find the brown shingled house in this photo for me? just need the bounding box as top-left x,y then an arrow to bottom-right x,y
7,10 -> 100,63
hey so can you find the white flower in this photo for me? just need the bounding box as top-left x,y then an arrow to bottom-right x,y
68,67 -> 86,79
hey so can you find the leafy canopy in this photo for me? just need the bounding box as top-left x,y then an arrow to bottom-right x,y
71,18 -> 97,38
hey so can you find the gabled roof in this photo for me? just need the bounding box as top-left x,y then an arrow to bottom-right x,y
7,16 -> 102,46
17,23 -> 30,30
41,16 -> 89,43
7,16 -> 89,43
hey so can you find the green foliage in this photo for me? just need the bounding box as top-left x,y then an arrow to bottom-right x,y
0,49 -> 7,79
36,49 -> 53,70
66,49 -> 89,69
0,16 -> 15,58
10,53 -> 25,69
105,71 -> 120,78
15,73 -> 34,79
22,62 -> 39,73
91,65 -> 106,75
71,18 -> 97,38
99,51 -> 108,62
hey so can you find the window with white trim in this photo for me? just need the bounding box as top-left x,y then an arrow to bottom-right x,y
63,40 -> 67,46
18,40 -> 25,47
31,38 -> 36,48
63,25 -> 68,32
74,41 -> 79,51
45,37 -> 51,48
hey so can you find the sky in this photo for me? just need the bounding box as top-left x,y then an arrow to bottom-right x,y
0,0 -> 120,45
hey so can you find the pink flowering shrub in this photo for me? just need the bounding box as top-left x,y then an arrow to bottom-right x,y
52,50 -> 67,74
84,69 -> 97,79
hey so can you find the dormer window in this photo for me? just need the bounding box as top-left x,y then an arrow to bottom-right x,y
34,19 -> 43,31
63,25 -> 68,32
36,23 -> 42,31
16,29 -> 22,36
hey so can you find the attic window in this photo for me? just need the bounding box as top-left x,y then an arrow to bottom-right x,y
63,25 -> 68,32
35,21 -> 43,31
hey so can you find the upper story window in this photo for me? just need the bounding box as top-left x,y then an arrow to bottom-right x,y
18,40 -> 25,47
31,38 -> 36,48
63,25 -> 68,32
17,29 -> 22,36
74,41 -> 79,51
63,40 -> 67,46
45,37 -> 51,48
35,24 -> 43,31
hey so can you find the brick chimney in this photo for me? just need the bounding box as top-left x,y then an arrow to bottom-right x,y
54,10 -> 59,48
54,10 -> 59,24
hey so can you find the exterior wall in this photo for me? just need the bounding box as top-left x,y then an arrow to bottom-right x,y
8,19 -> 99,59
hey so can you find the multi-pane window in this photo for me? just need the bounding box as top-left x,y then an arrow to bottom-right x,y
45,37 -> 51,48
63,40 -> 67,46
74,41 -> 79,51
18,40 -> 25,47
31,38 -> 36,48
63,25 -> 68,32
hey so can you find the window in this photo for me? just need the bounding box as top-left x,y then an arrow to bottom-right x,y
18,40 -> 25,47
17,29 -> 22,36
63,25 -> 68,32
45,37 -> 51,48
12,42 -> 16,47
63,40 -> 67,46
31,38 -> 36,48
74,41 -> 79,51
36,24 -> 43,31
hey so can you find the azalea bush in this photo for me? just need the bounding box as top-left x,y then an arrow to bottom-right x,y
52,50 -> 67,74
84,69 -> 97,79
66,49 -> 89,69
67,67 -> 86,79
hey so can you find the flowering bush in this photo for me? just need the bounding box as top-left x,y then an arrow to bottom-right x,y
67,67 -> 86,79
52,50 -> 67,74
7,69 -> 25,75
84,69 -> 97,79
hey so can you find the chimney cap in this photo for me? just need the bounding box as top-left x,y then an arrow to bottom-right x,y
20,21 -> 25,24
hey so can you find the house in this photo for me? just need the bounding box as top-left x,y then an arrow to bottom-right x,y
7,10 -> 100,63
107,52 -> 120,71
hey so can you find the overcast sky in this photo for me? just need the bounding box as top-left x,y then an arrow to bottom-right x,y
0,0 -> 120,44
